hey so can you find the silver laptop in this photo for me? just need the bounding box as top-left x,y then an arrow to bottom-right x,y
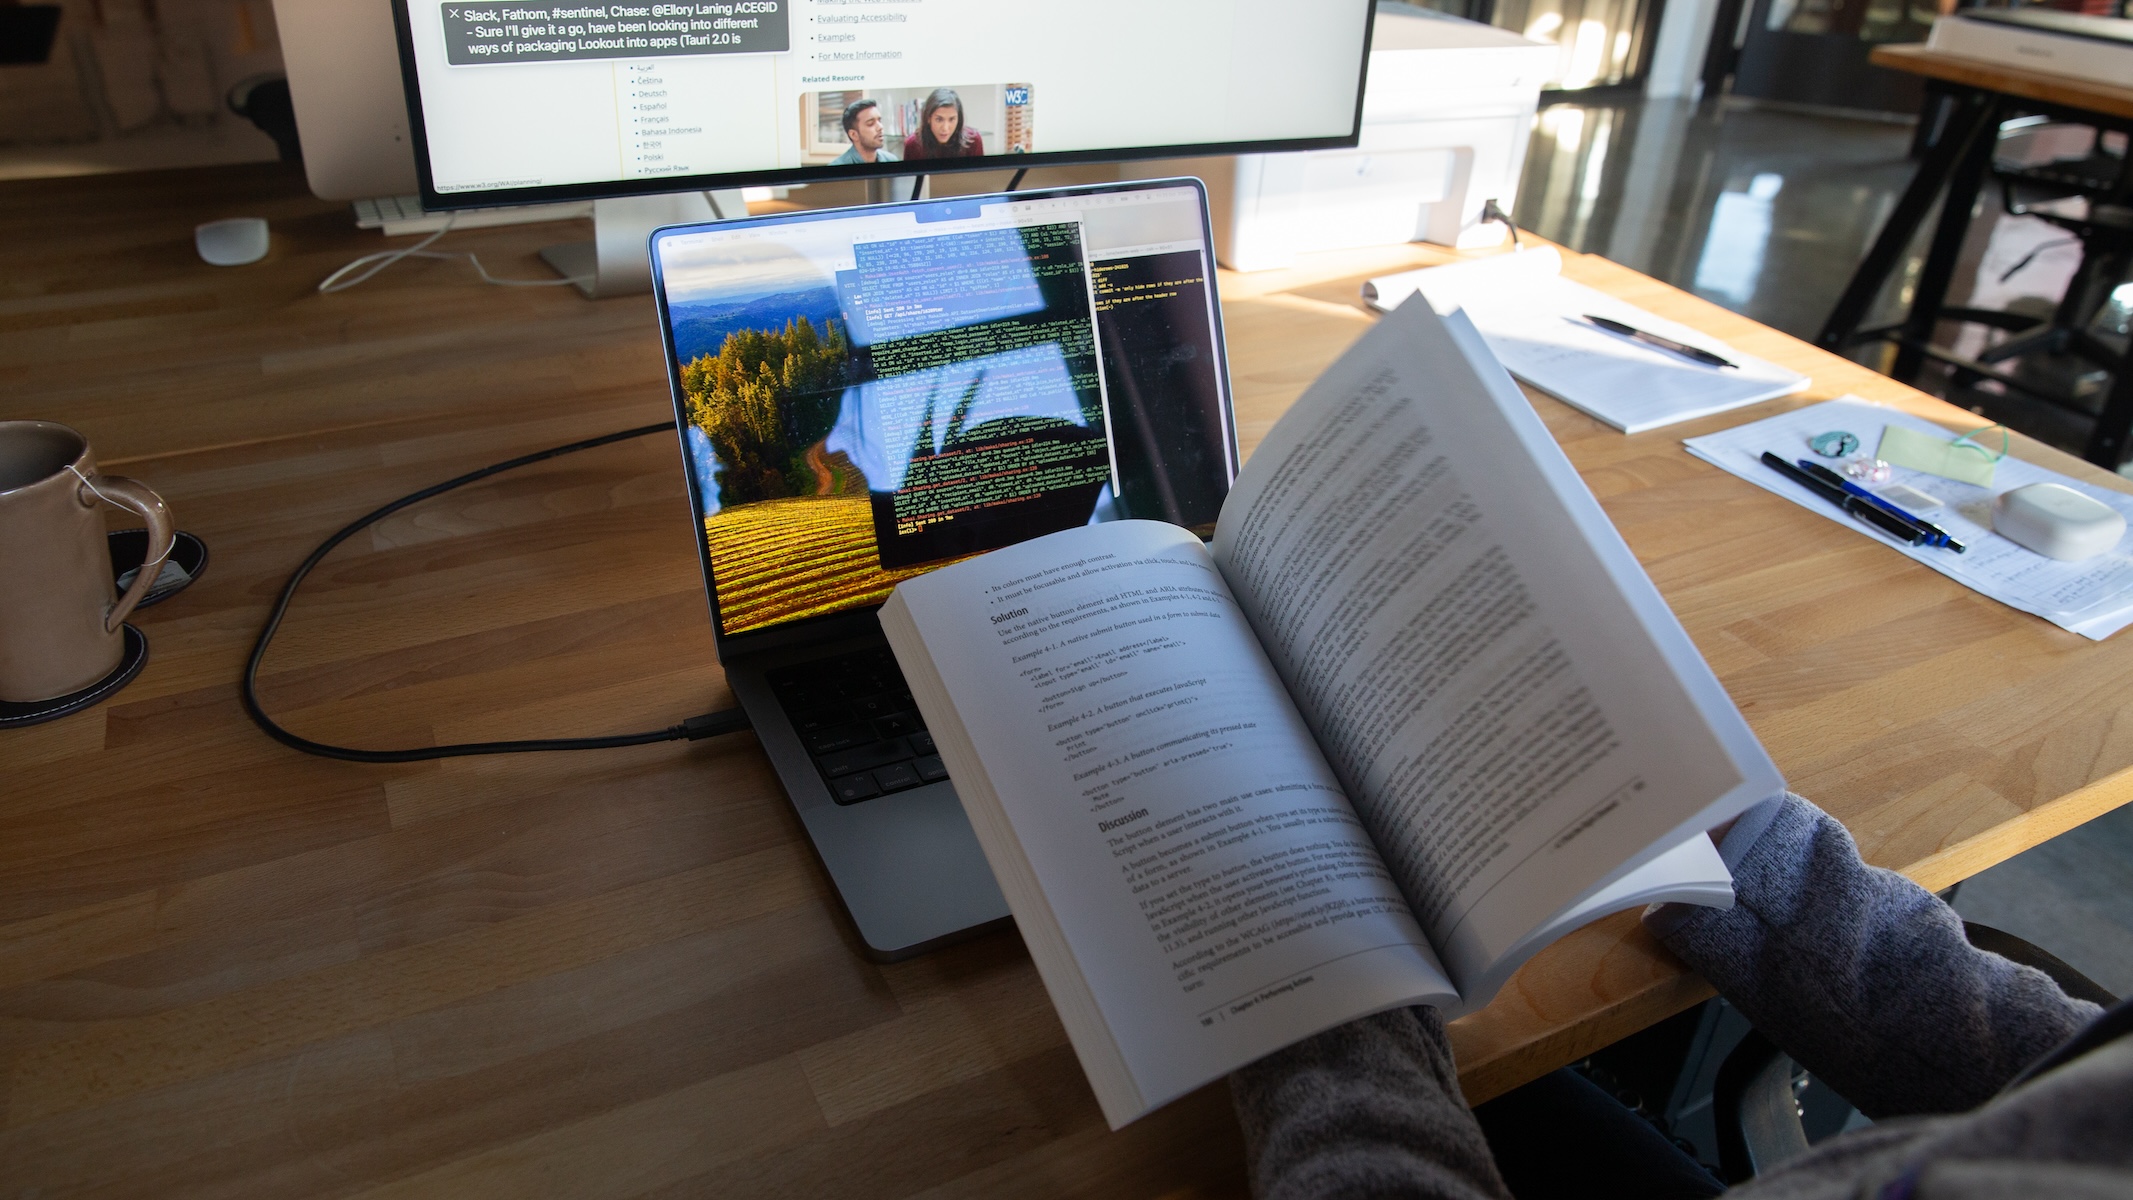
649,179 -> 1239,959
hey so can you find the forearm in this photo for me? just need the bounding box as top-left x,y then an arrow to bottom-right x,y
1229,1007 -> 1511,1200
1647,794 -> 2102,1117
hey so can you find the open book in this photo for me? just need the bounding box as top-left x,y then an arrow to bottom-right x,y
880,297 -> 1786,1128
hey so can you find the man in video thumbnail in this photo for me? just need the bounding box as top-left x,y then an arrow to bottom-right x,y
828,99 -> 899,166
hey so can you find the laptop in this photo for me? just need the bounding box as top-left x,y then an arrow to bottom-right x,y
649,179 -> 1240,959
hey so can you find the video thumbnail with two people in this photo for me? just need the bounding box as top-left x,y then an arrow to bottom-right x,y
659,196 -> 1232,635
805,83 -> 1032,166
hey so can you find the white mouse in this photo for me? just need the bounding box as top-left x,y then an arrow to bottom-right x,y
195,217 -> 269,266
1993,483 -> 2127,561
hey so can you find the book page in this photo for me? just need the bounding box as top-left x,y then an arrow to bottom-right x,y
1212,298 -> 1784,1001
884,519 -> 1457,1127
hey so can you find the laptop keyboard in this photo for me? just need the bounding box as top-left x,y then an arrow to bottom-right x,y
767,647 -> 948,804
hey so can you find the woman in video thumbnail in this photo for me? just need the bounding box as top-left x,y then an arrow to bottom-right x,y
902,88 -> 986,160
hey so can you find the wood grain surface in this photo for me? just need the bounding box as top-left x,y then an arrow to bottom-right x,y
5,162 -> 2133,1197
1870,42 -> 2133,121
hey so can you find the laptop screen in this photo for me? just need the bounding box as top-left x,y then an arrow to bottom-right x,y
652,180 -> 1236,640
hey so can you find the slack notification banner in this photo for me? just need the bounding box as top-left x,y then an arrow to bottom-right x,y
440,3 -> 788,65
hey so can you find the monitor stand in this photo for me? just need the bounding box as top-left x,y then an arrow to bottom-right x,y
539,189 -> 747,299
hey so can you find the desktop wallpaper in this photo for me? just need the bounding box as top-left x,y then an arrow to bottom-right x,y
676,311 -> 923,635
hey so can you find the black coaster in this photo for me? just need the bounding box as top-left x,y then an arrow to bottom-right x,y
109,529 -> 208,609
0,624 -> 149,729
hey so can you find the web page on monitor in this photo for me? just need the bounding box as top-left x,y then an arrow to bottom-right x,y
402,0 -> 1367,194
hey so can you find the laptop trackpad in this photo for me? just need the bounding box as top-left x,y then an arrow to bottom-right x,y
804,780 -> 1010,959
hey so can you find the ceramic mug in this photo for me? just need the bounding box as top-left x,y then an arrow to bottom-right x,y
0,421 -> 175,703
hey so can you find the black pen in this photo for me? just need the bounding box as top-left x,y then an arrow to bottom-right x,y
1759,452 -> 1931,545
1793,459 -> 1967,553
1584,314 -> 1738,368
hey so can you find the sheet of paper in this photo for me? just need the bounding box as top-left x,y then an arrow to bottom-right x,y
1684,398 -> 2133,639
1365,249 -> 1810,434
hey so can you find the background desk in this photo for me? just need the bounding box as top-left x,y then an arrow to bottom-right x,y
6,164 -> 2133,1197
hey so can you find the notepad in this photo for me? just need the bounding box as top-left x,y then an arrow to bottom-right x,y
1366,249 -> 1810,434
1877,424 -> 1999,487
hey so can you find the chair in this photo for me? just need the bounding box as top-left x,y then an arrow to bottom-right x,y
1710,921 -> 2120,1183
1965,140 -> 2128,372
1918,129 -> 2133,451
1835,102 -> 2133,464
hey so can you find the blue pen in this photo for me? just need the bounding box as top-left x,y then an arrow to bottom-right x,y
1795,459 -> 1967,553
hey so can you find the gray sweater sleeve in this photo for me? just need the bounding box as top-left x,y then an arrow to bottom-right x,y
1646,793 -> 2103,1118
1229,793 -> 2107,1197
1230,1005 -> 1512,1200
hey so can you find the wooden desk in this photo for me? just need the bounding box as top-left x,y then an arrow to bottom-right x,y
7,163 -> 2133,1196
1870,43 -> 2133,123
1819,43 -> 2133,466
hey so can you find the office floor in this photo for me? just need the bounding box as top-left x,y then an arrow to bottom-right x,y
1514,97 -> 1923,342
1518,93 -> 2132,1001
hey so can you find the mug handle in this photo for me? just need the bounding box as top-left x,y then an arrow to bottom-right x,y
77,472 -> 176,633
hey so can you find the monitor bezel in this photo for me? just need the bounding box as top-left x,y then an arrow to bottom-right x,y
388,0 -> 1376,211
649,176 -> 1240,663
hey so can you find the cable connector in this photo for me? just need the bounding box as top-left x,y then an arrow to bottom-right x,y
681,709 -> 752,740
1480,198 -> 1523,249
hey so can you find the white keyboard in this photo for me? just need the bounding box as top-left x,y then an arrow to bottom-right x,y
351,195 -> 593,236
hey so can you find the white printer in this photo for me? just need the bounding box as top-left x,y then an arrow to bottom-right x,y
1925,9 -> 2133,91
1133,8 -> 1557,271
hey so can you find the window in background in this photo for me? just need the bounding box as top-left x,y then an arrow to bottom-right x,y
1714,0 -> 1947,115
1376,0 -> 1659,90
1496,0 -> 1658,88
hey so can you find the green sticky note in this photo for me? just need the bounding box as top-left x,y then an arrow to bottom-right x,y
1877,424 -> 1997,487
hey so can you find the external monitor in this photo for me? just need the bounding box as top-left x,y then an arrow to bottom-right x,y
388,0 -> 1376,211
274,0 -> 421,202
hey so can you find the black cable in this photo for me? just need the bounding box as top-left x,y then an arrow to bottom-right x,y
242,420 -> 751,762
1004,167 -> 1027,193
1481,198 -> 1523,249
1998,236 -> 2080,284
909,173 -> 925,202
